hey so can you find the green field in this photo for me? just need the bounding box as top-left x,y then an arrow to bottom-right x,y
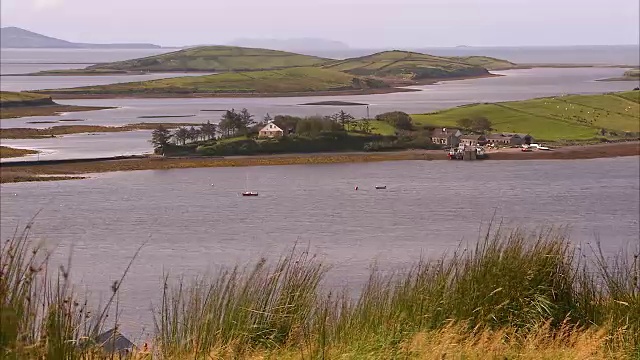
321,51 -> 516,80
412,91 -> 640,141
0,91 -> 50,103
83,46 -> 329,72
38,67 -> 387,95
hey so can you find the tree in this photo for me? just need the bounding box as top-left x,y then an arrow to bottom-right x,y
219,109 -> 242,137
187,126 -> 201,142
332,110 -> 354,130
238,108 -> 255,134
263,113 -> 273,123
360,118 -> 372,133
201,120 -> 217,140
456,118 -> 472,130
375,111 -> 413,130
470,116 -> 492,133
150,125 -> 172,154
174,127 -> 189,145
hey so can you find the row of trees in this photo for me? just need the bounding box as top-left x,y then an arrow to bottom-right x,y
151,108 -> 455,153
150,121 -> 217,150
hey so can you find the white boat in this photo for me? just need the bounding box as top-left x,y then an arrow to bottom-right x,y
242,174 -> 258,196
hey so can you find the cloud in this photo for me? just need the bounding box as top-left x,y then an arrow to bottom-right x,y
32,0 -> 64,10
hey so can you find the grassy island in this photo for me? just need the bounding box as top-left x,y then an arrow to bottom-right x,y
31,46 -> 520,98
36,67 -> 391,97
0,91 -> 111,119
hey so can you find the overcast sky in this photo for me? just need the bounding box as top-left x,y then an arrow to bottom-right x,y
1,0 -> 639,47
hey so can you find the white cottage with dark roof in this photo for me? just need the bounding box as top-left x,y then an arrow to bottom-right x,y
258,121 -> 284,138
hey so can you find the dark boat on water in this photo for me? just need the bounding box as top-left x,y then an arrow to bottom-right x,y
375,186 -> 387,190
242,191 -> 259,197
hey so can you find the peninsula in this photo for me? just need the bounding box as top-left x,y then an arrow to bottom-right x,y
0,91 -> 111,119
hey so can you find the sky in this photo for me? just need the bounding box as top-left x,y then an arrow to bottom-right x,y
1,0 -> 639,47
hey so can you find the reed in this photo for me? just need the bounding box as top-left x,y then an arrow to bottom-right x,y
1,223 -> 638,358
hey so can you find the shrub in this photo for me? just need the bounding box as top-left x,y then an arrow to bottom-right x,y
375,111 -> 414,130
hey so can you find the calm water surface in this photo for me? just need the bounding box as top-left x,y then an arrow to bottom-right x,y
1,158 -> 639,334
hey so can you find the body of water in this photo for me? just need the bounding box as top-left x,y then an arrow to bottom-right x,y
1,67 -> 637,161
1,157 -> 639,335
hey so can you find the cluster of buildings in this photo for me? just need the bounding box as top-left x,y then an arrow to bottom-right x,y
430,128 -> 534,147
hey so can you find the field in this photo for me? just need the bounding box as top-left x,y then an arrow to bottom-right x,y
0,146 -> 38,158
36,67 -> 388,96
1,224 -> 638,358
412,91 -> 640,142
321,51 -> 515,81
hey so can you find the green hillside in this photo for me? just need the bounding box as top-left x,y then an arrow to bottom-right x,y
37,67 -> 388,96
412,91 -> 640,142
84,46 -> 329,72
321,51 -> 515,81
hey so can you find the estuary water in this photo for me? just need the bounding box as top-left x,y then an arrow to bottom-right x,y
1,157 -> 639,335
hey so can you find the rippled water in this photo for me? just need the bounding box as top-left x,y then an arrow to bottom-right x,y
1,158 -> 639,334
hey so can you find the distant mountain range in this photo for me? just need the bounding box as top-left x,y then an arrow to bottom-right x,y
0,27 -> 161,49
228,38 -> 350,52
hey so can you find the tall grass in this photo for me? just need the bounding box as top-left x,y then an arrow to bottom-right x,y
1,223 -> 638,358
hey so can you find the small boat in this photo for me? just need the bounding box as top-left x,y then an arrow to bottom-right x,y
242,174 -> 258,196
375,185 -> 387,190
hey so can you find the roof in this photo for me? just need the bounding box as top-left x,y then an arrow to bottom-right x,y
487,133 -> 518,140
460,134 -> 486,140
95,328 -> 134,354
431,128 -> 461,138
259,121 -> 283,132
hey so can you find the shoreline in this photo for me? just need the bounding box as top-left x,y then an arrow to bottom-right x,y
1,142 -> 637,184
36,73 -> 503,100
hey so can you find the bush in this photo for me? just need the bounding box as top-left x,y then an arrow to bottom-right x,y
375,111 -> 414,130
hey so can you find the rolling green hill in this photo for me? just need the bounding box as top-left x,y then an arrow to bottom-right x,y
321,51 -> 516,81
37,67 -> 389,96
83,46 -> 329,72
412,91 -> 640,142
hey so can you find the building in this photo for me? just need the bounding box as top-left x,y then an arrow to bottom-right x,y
431,128 -> 462,147
487,133 -> 522,146
258,121 -> 284,138
460,134 -> 487,146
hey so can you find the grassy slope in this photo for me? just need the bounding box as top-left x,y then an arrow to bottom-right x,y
86,46 -> 329,72
0,91 -> 50,103
321,51 -> 515,80
412,91 -> 640,141
38,67 -> 384,95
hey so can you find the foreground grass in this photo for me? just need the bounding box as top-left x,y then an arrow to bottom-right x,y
0,146 -> 38,158
1,225 -> 638,359
412,91 -> 640,142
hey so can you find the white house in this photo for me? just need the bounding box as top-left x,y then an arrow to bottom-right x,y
258,121 -> 284,138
